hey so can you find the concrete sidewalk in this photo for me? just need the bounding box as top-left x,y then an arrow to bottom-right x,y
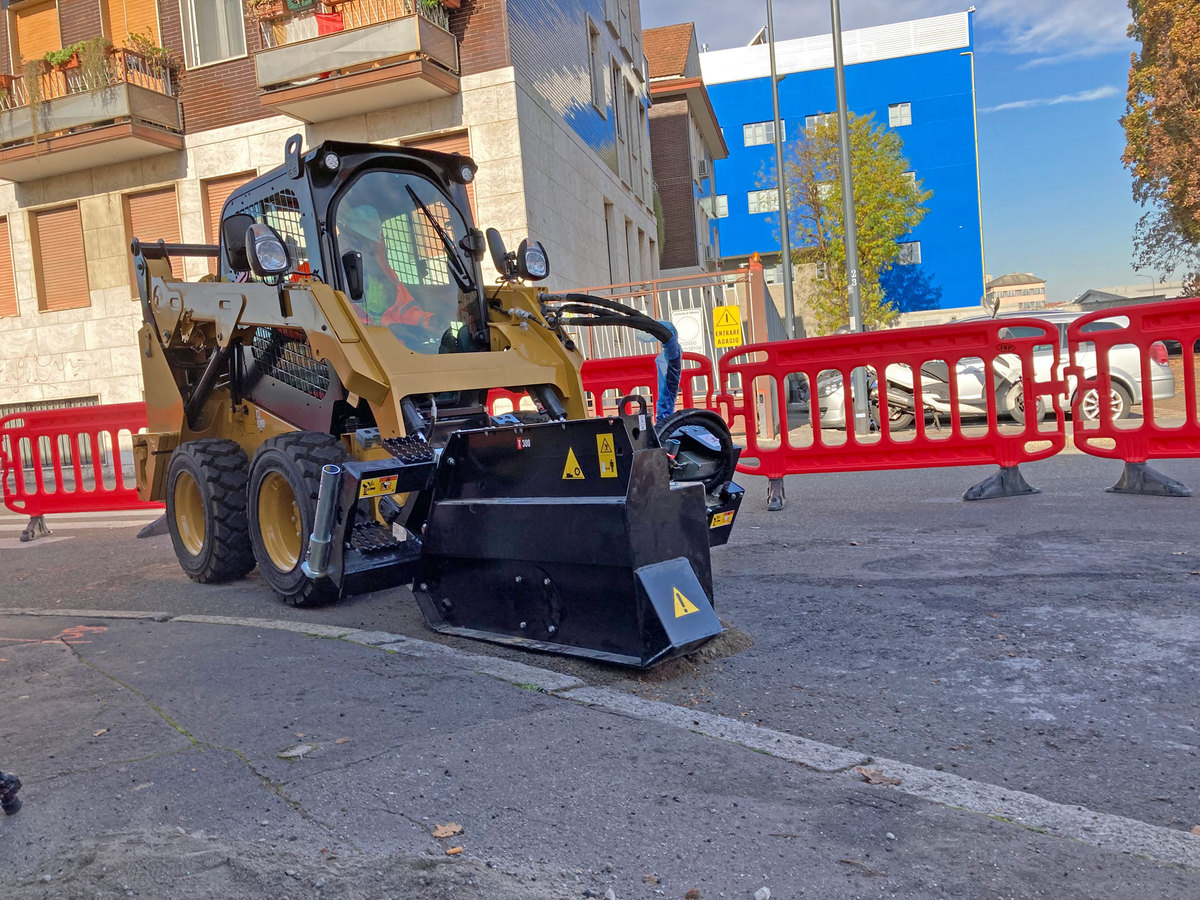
1,610 -> 1198,899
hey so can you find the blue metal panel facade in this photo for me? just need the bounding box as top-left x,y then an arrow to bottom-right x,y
508,0 -> 646,176
709,46 -> 984,312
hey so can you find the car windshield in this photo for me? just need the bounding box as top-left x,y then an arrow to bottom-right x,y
334,170 -> 483,355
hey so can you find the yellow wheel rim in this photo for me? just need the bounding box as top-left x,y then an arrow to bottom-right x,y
173,470 -> 206,557
258,470 -> 302,571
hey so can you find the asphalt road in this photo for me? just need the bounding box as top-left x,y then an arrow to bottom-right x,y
2,451 -> 1199,896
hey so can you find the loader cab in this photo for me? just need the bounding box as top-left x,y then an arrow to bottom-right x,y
219,139 -> 488,357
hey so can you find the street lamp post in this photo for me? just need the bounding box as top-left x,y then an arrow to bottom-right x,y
767,0 -> 795,339
830,0 -> 870,433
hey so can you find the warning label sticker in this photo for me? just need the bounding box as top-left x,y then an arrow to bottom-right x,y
673,587 -> 700,618
709,510 -> 734,529
562,447 -> 585,480
596,434 -> 617,478
359,474 -> 399,498
712,305 -> 744,349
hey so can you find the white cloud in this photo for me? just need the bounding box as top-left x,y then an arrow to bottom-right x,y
642,0 -> 1132,59
980,85 -> 1121,113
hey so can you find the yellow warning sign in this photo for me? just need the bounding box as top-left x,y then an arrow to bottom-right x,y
596,434 -> 617,478
673,587 -> 700,618
709,510 -> 734,529
359,474 -> 399,498
712,305 -> 744,349
562,447 -> 585,480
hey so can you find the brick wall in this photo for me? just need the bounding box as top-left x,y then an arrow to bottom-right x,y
60,0 -> 104,46
452,0 -> 510,76
159,1 -> 274,134
649,99 -> 697,270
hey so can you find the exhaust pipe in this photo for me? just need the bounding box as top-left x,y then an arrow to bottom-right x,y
301,464 -> 342,579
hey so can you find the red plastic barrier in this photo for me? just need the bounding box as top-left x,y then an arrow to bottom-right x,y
0,402 -> 162,518
580,352 -> 717,416
1067,298 -> 1200,463
715,319 -> 1068,479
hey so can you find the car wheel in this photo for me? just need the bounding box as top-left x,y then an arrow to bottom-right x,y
1005,382 -> 1045,425
1078,382 -> 1133,422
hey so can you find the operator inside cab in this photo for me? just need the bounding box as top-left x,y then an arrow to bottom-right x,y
334,170 -> 483,355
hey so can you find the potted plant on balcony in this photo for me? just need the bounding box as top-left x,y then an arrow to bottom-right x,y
78,36 -> 114,89
246,0 -> 287,20
44,46 -> 80,72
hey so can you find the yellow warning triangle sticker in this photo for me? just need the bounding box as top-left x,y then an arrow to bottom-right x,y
598,435 -> 613,453
673,587 -> 700,618
716,307 -> 738,326
562,447 -> 585,480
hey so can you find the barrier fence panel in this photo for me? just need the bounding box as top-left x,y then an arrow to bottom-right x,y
714,319 -> 1069,505
0,402 -> 161,539
1066,298 -> 1200,494
579,352 -> 717,417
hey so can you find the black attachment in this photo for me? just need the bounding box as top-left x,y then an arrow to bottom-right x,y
413,417 -> 723,667
0,772 -> 21,816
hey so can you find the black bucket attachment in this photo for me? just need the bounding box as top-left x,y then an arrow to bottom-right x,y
413,416 -> 724,667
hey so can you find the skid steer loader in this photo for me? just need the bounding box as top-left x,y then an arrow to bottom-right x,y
130,135 -> 743,668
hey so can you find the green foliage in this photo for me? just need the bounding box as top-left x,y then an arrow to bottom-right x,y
43,46 -> 77,67
1122,0 -> 1200,292
127,31 -> 173,67
761,112 -> 929,335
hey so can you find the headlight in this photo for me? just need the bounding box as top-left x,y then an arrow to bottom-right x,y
517,238 -> 550,281
322,151 -> 340,171
818,374 -> 843,398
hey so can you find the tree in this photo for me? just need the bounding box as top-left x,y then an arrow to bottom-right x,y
762,112 -> 930,335
1122,0 -> 1200,292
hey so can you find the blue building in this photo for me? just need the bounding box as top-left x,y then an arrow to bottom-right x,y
699,11 -> 984,316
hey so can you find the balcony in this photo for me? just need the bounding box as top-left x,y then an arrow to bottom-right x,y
0,49 -> 183,183
253,0 -> 460,123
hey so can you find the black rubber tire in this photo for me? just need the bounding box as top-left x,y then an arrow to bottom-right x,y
247,432 -> 347,607
655,408 -> 738,494
1077,382 -> 1134,423
164,439 -> 255,584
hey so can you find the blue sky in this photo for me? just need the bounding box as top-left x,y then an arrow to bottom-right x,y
640,1 -> 1146,303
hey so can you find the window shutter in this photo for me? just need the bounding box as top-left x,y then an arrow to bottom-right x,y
0,219 -> 16,318
125,187 -> 182,280
14,1 -> 61,65
202,172 -> 254,274
406,132 -> 475,216
34,206 -> 90,313
102,0 -> 161,49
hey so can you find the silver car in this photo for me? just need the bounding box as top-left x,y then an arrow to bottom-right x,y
814,310 -> 1175,428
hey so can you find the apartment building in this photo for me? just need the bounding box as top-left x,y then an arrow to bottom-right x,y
0,0 -> 656,409
985,272 -> 1046,313
642,22 -> 726,275
699,11 -> 985,316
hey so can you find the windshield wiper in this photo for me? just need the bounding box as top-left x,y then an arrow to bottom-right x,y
405,184 -> 473,293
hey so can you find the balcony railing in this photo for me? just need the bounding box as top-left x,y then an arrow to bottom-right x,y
0,48 -> 178,114
254,0 -> 451,51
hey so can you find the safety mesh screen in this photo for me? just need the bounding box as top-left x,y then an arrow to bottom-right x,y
250,327 -> 329,399
241,190 -> 316,279
381,203 -> 450,286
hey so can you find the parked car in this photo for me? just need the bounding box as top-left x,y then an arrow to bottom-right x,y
815,310 -> 1175,429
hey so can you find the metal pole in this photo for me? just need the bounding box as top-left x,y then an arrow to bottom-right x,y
962,45 -> 987,308
767,0 -> 796,339
830,0 -> 869,433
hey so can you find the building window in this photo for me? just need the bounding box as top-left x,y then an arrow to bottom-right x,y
888,102 -> 912,127
743,120 -> 782,147
587,17 -> 605,113
747,189 -> 779,215
897,240 -> 921,265
805,113 -> 835,130
181,0 -> 247,68
0,218 -> 16,318
714,195 -> 728,218
611,63 -> 623,140
125,186 -> 183,283
32,205 -> 90,312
